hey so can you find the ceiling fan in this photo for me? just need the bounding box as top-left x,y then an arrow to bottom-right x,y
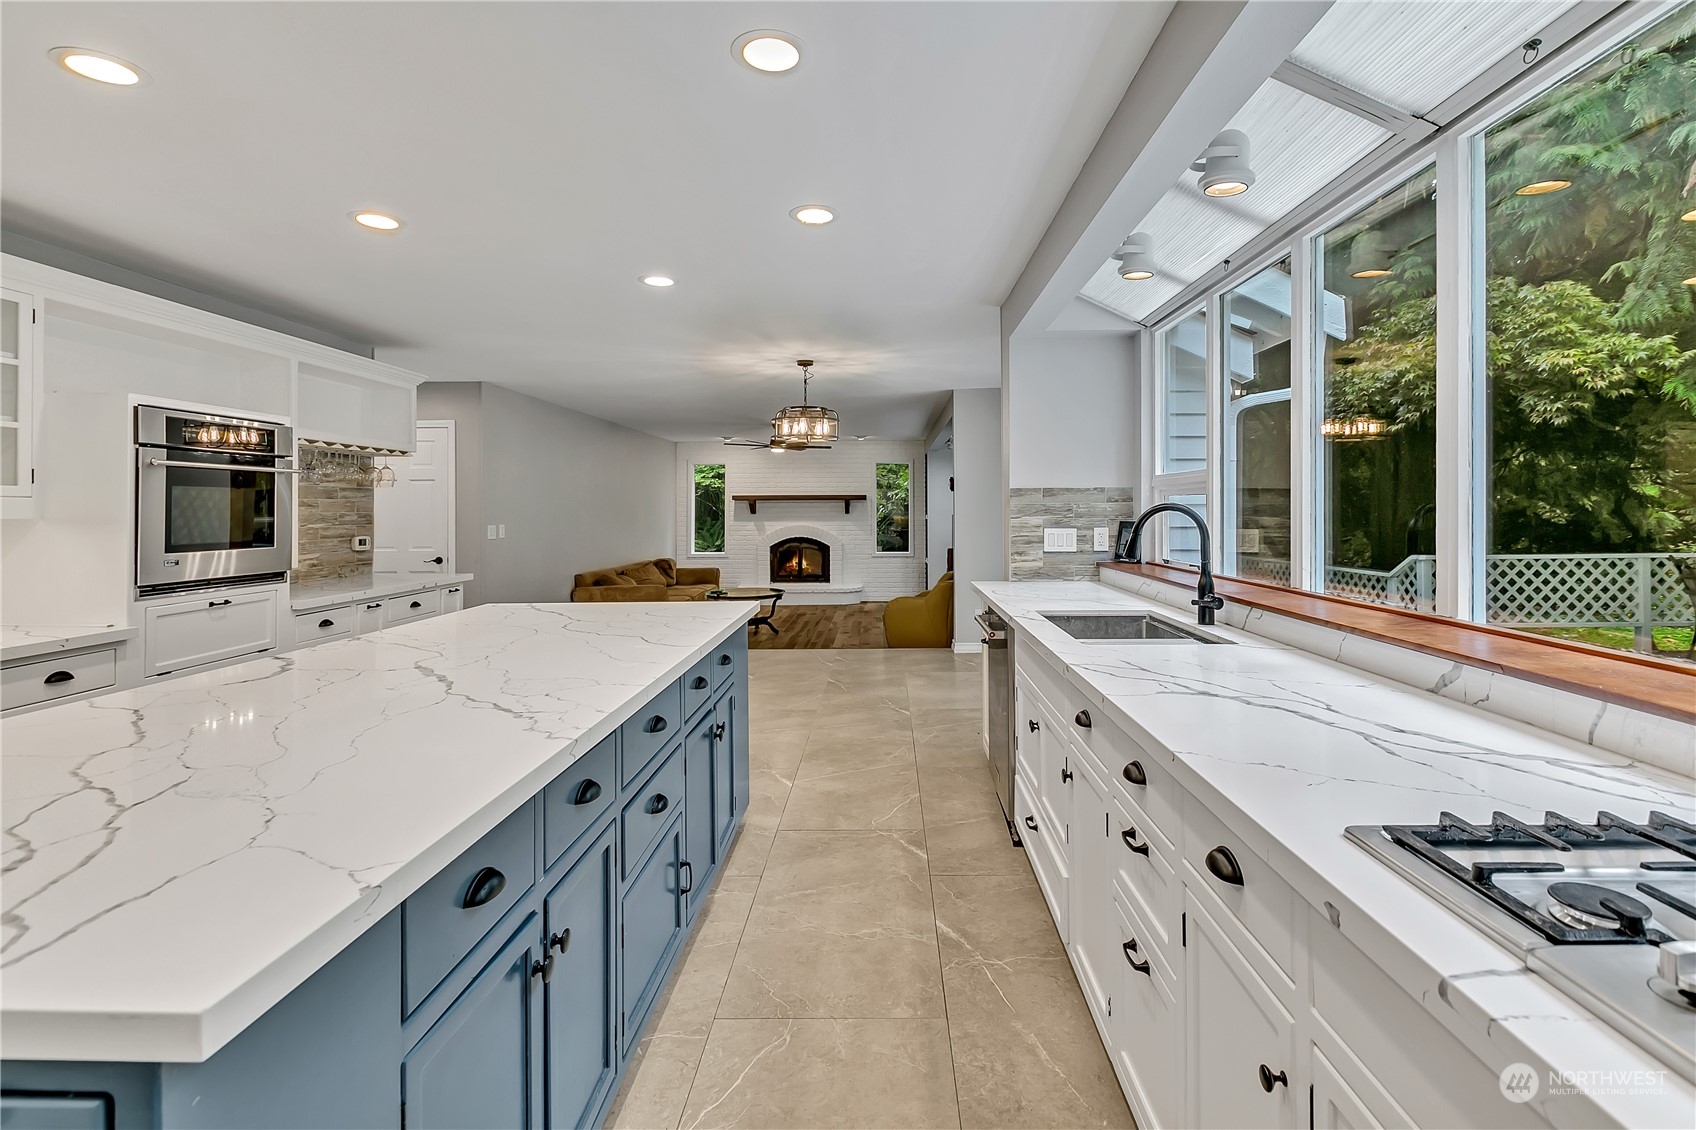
722,360 -> 838,450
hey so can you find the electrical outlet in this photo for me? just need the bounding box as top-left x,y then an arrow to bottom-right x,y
487,525 -> 498,540
498,524 -> 507,539
351,535 -> 372,552
1093,526 -> 1110,552
1043,528 -> 1078,553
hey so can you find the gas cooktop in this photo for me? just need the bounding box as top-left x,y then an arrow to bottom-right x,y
1348,810 -> 1696,1084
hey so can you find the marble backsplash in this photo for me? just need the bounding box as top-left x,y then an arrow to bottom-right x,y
1009,487 -> 1137,581
295,458 -> 375,584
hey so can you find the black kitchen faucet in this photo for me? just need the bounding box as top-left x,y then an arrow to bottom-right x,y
1119,503 -> 1226,626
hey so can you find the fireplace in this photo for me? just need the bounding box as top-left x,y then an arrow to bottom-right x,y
770,537 -> 830,584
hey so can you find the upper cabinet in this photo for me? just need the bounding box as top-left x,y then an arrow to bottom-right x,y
295,360 -> 418,453
1,287 -> 40,519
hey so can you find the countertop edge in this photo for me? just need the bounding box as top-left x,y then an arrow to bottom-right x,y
0,626 -> 140,663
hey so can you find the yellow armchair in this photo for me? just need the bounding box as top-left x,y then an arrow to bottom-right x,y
884,572 -> 954,648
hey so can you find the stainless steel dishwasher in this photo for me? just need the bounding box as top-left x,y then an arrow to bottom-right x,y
975,608 -> 1015,841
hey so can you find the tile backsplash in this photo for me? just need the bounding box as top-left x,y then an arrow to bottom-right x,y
296,456 -> 375,583
1010,487 -> 1137,580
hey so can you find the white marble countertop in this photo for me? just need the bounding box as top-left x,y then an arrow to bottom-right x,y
974,579 -> 1696,1129
0,601 -> 751,1063
1,625 -> 139,664
289,572 -> 474,612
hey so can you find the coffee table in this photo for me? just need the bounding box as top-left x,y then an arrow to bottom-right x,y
707,587 -> 786,635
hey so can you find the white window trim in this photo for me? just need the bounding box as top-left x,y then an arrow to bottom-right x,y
872,462 -> 915,556
1145,303 -> 1210,567
687,462 -> 728,558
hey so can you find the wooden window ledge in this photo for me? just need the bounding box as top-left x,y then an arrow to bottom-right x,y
1100,562 -> 1695,725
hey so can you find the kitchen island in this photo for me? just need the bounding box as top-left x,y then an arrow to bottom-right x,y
1,601 -> 753,1129
975,579 -> 1695,1130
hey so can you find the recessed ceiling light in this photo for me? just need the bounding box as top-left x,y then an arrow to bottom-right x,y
1515,179 -> 1572,196
50,47 -> 143,86
733,31 -> 801,73
790,205 -> 835,226
351,211 -> 403,232
640,275 -> 675,287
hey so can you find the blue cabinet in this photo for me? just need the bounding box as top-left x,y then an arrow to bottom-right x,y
542,824 -> 618,1130
682,710 -> 718,919
402,914 -> 545,1130
713,693 -> 740,857
619,817 -> 686,1056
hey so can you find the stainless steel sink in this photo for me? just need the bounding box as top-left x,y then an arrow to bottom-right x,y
1039,612 -> 1228,644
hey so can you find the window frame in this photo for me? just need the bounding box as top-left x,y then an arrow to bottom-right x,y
1135,0 -> 1681,633
872,461 -> 914,556
688,462 -> 727,557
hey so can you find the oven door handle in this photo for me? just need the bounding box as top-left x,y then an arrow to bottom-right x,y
145,457 -> 300,474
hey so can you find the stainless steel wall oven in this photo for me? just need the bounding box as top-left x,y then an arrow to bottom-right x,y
134,406 -> 295,593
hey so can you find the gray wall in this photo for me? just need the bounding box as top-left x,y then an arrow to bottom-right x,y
951,388 -> 1005,647
417,382 -> 676,606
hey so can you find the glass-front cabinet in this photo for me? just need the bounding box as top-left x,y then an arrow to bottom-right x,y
0,287 -> 38,517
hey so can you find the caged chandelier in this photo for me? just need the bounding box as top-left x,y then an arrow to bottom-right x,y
726,360 -> 839,450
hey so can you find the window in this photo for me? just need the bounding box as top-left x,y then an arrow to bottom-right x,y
1316,165 -> 1439,611
1221,258 -> 1293,582
1154,492 -> 1208,568
875,463 -> 911,553
1481,9 -> 1696,654
691,463 -> 725,554
1159,310 -> 1209,474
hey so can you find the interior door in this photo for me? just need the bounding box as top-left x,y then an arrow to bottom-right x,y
375,422 -> 453,574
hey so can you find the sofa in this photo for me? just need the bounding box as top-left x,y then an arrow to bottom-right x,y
572,558 -> 721,602
883,572 -> 954,647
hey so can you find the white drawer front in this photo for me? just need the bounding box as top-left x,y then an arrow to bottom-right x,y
1113,889 -> 1180,1130
1112,791 -> 1176,958
383,588 -> 441,626
144,590 -> 277,677
1183,791 -> 1297,987
357,600 -> 387,634
1087,712 -> 1179,844
2,648 -> 118,710
1016,770 -> 1069,943
293,606 -> 354,645
440,585 -> 464,613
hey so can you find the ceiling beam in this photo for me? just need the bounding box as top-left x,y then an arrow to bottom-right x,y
1271,61 -> 1437,140
999,0 -> 1332,342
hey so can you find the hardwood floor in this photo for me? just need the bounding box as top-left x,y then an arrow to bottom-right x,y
746,602 -> 891,649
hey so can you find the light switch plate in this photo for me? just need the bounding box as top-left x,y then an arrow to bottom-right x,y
498,524 -> 507,539
1043,528 -> 1078,553
1093,527 -> 1111,551
487,525 -> 498,540
1238,528 -> 1262,553
351,535 -> 372,552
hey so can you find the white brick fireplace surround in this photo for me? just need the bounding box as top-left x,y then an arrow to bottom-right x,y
674,440 -> 927,604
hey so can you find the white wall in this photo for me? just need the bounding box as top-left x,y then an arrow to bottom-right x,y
673,439 -> 926,603
925,433 -> 953,588
951,388 -> 1004,646
417,381 -> 676,605
1006,331 -> 1140,489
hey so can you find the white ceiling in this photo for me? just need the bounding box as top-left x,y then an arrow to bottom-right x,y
0,1 -> 1171,441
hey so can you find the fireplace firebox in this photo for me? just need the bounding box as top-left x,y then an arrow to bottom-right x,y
770,537 -> 830,584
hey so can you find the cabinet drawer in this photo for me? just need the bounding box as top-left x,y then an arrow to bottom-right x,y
357,600 -> 387,634
542,733 -> 617,869
384,588 -> 441,626
620,681 -> 683,785
1016,769 -> 1068,942
708,635 -> 741,690
681,655 -> 714,721
403,800 -> 537,1016
1085,712 -> 1179,843
441,586 -> 465,614
293,606 -> 354,645
2,647 -> 118,710
1182,792 -> 1296,984
1113,891 -> 1179,1130
1016,644 -> 1072,721
143,589 -> 277,677
621,744 -> 685,880
1112,791 -> 1176,957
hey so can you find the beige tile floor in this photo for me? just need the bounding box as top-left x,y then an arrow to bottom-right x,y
606,649 -> 1134,1130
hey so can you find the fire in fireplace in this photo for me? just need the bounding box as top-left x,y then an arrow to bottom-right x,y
770,537 -> 830,584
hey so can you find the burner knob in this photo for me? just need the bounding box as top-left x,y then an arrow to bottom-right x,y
1658,940 -> 1696,995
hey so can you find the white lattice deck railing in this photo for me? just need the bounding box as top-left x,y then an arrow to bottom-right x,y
1235,553 -> 1696,642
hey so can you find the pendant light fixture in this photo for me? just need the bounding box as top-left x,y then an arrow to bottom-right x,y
1348,232 -> 1393,279
1191,130 -> 1255,198
1113,233 -> 1156,281
723,360 -> 839,450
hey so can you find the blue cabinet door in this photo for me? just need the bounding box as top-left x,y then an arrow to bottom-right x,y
713,695 -> 738,858
620,818 -> 685,1055
543,823 -> 618,1130
403,913 -> 544,1130
682,710 -> 717,919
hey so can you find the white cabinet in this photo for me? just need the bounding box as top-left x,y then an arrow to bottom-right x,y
1184,891 -> 1297,1130
357,599 -> 387,634
2,647 -> 117,711
1311,1048 -> 1386,1130
1113,890 -> 1180,1129
143,589 -> 278,677
383,586 -> 441,627
1014,680 -> 1072,861
295,361 -> 416,452
282,580 -> 466,653
1067,750 -> 1119,1029
1,286 -> 40,518
293,607 -> 354,646
441,585 -> 464,614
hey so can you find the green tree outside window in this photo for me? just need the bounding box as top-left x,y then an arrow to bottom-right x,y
693,464 -> 726,553
876,463 -> 910,553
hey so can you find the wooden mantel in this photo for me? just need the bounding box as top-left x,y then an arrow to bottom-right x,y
731,494 -> 867,515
